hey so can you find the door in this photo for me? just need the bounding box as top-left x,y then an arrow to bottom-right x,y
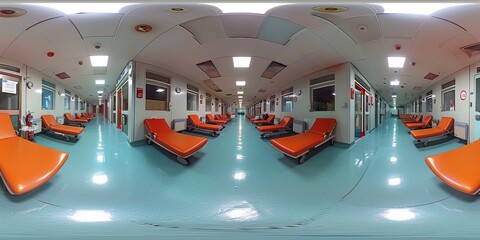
117,90 -> 122,129
354,87 -> 363,139
473,74 -> 480,140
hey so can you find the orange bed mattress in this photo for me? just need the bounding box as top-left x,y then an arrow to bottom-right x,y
410,117 -> 453,139
42,115 -> 84,136
0,113 -> 68,195
145,118 -> 207,158
189,115 -> 223,131
257,116 -> 293,133
426,140 -> 480,195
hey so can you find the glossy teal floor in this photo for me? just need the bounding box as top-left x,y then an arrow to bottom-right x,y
1,115 -> 478,239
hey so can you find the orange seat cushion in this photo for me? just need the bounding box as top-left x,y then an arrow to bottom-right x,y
405,122 -> 426,129
257,124 -> 285,132
188,115 -> 223,131
426,140 -> 480,195
64,113 -> 88,123
145,119 -> 207,158
51,125 -> 84,136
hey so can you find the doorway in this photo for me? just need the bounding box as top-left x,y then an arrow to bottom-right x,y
473,74 -> 480,141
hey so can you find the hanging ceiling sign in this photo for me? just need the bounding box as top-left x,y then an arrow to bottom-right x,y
1,78 -> 17,94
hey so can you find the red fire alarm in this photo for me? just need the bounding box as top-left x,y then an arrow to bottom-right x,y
136,88 -> 143,98
47,51 -> 55,57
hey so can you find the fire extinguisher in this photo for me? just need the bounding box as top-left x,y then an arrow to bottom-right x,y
350,88 -> 355,100
25,111 -> 35,141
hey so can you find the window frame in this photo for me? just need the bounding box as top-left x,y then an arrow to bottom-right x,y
426,90 -> 433,112
41,79 -> 56,110
281,87 -> 294,113
186,85 -> 199,111
205,93 -> 212,112
310,81 -> 335,112
145,80 -> 170,111
269,95 -> 275,112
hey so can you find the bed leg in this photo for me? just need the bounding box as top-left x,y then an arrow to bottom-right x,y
297,155 -> 307,164
176,156 -> 190,166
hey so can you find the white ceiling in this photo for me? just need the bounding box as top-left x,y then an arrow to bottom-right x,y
1,3 -> 480,106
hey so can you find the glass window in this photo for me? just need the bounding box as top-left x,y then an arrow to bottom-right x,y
281,87 -> 294,112
41,79 -> 55,110
113,96 -> 116,111
80,99 -> 85,110
146,82 -> 169,111
75,96 -> 79,110
64,90 -> 71,110
215,98 -> 219,112
0,74 -> 20,110
269,95 -> 275,112
442,80 -> 455,112
310,82 -> 335,111
426,91 -> 433,112
187,85 -> 199,111
206,93 -> 212,112
418,97 -> 422,112
122,83 -> 128,111
263,99 -> 266,112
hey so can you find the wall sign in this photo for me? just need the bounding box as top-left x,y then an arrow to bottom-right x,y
460,90 -> 467,101
136,88 -> 143,98
1,79 -> 17,94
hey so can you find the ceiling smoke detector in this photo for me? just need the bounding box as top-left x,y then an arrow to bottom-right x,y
312,6 -> 348,13
165,7 -> 187,13
134,24 -> 153,33
0,8 -> 26,18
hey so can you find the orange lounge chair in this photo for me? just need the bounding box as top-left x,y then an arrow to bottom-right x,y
188,114 -> 224,137
41,115 -> 84,141
206,114 -> 227,125
0,113 -> 68,195
406,115 -> 432,130
425,140 -> 480,195
410,117 -> 454,146
75,113 -> 91,121
403,114 -> 422,124
145,118 -> 208,165
270,118 -> 336,164
253,114 -> 275,125
257,116 -> 294,138
64,113 -> 87,127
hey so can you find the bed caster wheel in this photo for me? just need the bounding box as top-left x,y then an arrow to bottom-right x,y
424,142 -> 428,147
147,139 -> 152,145
177,156 -> 190,166
260,134 -> 264,138
211,132 -> 216,137
297,155 -> 307,164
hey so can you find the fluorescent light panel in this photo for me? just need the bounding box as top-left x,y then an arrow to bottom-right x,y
27,3 -> 133,14
236,81 -> 246,86
392,95 -> 397,98
388,57 -> 405,68
233,57 -> 251,68
204,3 -> 289,14
390,80 -> 400,86
156,89 -> 165,92
95,80 -> 105,85
238,96 -> 243,99
90,56 -> 109,67
97,90 -> 103,94
377,3 -> 469,15
237,91 -> 244,94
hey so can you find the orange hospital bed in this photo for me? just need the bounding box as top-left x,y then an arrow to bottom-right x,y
41,115 -> 84,141
75,113 -> 92,121
270,118 -> 336,164
0,113 -> 68,195
145,118 -> 208,165
406,115 -> 432,130
425,140 -> 480,195
257,116 -> 294,138
253,114 -> 275,125
410,117 -> 454,146
206,114 -> 227,125
187,114 -> 224,136
64,113 -> 87,127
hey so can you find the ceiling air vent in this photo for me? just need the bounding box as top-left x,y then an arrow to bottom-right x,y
0,63 -> 20,73
55,72 -> 70,79
226,93 -> 232,96
261,61 -> 286,79
197,61 -> 221,78
424,72 -> 439,80
461,42 -> 480,57
258,88 -> 266,93
203,79 -> 222,92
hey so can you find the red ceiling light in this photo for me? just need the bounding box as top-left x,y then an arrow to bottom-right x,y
47,51 -> 55,57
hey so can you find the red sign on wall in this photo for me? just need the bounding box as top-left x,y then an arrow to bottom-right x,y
137,88 -> 143,98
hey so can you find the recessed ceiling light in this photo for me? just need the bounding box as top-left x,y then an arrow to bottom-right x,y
238,96 -> 243,99
156,89 -> 165,92
204,3 -> 288,14
95,80 -> 105,85
26,3 -> 133,14
233,57 -> 251,68
392,95 -> 397,98
97,90 -> 103,94
237,91 -> 244,95
90,56 -> 108,67
236,81 -> 246,86
391,80 -> 400,86
377,3 -> 470,15
388,57 -> 405,68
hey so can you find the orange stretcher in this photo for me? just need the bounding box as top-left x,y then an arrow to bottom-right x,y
206,114 -> 227,125
41,115 -> 84,141
270,118 -> 336,164
75,113 -> 92,121
406,115 -> 432,130
0,113 -> 68,195
403,114 -> 422,124
410,117 -> 454,146
64,113 -> 87,127
425,140 -> 480,195
187,114 -> 224,136
257,116 -> 294,138
145,118 -> 208,165
253,114 -> 275,125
